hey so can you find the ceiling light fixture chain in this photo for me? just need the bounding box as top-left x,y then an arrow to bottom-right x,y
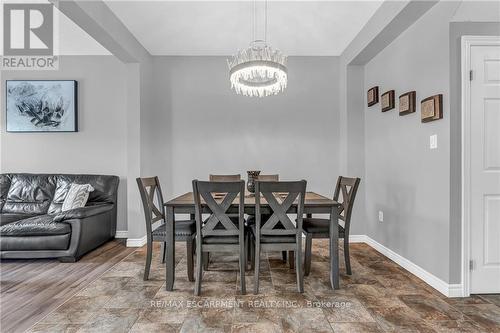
253,0 -> 256,42
265,0 -> 267,43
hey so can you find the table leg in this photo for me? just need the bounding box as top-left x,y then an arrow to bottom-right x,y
166,206 -> 175,291
329,205 -> 340,289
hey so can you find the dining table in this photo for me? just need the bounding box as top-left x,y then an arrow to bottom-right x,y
163,191 -> 341,291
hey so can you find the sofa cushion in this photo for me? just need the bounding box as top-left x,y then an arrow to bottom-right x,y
302,218 -> 346,237
0,174 -> 11,211
250,224 -> 297,243
0,234 -> 71,251
0,215 -> 71,236
152,220 -> 195,238
2,174 -> 56,215
48,175 -> 119,214
0,213 -> 39,226
62,183 -> 94,211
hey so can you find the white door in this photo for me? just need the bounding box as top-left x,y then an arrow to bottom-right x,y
469,41 -> 500,294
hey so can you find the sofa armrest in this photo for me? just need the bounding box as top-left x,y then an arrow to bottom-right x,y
53,204 -> 113,222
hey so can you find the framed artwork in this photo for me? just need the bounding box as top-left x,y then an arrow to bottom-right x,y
421,94 -> 443,123
367,86 -> 379,107
6,80 -> 78,132
381,90 -> 395,112
399,91 -> 416,116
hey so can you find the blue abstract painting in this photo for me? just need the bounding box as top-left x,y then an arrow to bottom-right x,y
6,80 -> 77,132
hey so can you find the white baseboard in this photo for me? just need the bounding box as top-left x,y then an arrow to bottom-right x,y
126,235 -> 147,247
349,234 -> 368,243
360,235 -> 463,297
115,231 -> 128,239
448,284 -> 465,297
121,221 -> 160,247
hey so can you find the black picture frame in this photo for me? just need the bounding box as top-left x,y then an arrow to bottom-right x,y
381,90 -> 395,112
421,94 -> 443,123
6,80 -> 78,132
367,86 -> 379,107
399,91 -> 416,116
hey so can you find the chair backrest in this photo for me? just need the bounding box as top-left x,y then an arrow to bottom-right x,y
209,174 -> 241,182
137,177 -> 165,236
255,180 -> 306,237
333,176 -> 361,232
192,180 -> 245,239
257,174 -> 279,181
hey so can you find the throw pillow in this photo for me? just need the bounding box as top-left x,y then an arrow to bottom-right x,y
61,183 -> 94,212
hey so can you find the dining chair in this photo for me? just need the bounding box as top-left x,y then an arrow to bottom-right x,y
137,177 -> 196,281
302,176 -> 360,276
257,174 -> 279,182
251,180 -> 307,294
192,180 -> 246,295
209,174 -> 241,181
204,174 -> 241,269
246,174 -> 290,265
247,174 -> 279,225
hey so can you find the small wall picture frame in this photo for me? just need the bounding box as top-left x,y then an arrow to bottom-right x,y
421,94 -> 443,123
367,86 -> 379,107
381,90 -> 395,112
399,91 -> 416,116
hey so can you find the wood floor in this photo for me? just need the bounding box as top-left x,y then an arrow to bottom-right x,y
19,241 -> 500,333
2,240 -> 500,332
0,240 -> 134,333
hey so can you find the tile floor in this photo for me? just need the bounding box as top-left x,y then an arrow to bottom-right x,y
27,241 -> 500,332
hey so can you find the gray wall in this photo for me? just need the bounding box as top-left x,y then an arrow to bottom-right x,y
338,0 -> 499,285
363,1 -> 460,282
359,1 -> 499,284
148,56 -> 344,223
338,0 -> 426,239
0,56 -> 129,233
345,65 -> 366,237
51,0 -> 157,241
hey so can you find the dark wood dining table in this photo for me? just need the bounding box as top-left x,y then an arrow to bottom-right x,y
164,191 -> 341,291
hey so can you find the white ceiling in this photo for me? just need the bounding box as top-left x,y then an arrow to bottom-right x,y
57,6 -> 111,55
105,1 -> 383,56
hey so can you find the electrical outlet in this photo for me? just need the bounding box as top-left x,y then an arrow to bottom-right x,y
378,211 -> 384,222
430,134 -> 437,149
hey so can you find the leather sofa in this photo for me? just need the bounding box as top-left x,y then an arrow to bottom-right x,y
0,173 -> 119,262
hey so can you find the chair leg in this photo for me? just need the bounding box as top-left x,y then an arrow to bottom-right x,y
161,242 -> 166,264
203,252 -> 209,270
245,232 -> 251,271
143,239 -> 152,281
239,237 -> 246,295
344,237 -> 352,275
254,242 -> 261,294
289,251 -> 295,270
194,248 -> 203,296
282,251 -> 287,262
304,233 -> 312,276
186,239 -> 194,282
250,237 -> 255,270
296,239 -> 304,293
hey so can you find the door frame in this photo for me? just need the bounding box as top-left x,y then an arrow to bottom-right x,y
461,35 -> 500,297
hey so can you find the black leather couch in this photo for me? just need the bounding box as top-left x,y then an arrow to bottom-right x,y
0,173 -> 119,262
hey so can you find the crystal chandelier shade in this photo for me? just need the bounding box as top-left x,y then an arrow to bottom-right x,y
228,2 -> 288,97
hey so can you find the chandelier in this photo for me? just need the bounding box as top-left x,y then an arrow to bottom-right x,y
228,0 -> 288,97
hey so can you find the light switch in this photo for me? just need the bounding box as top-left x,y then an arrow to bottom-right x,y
430,134 -> 437,149
378,211 -> 384,222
